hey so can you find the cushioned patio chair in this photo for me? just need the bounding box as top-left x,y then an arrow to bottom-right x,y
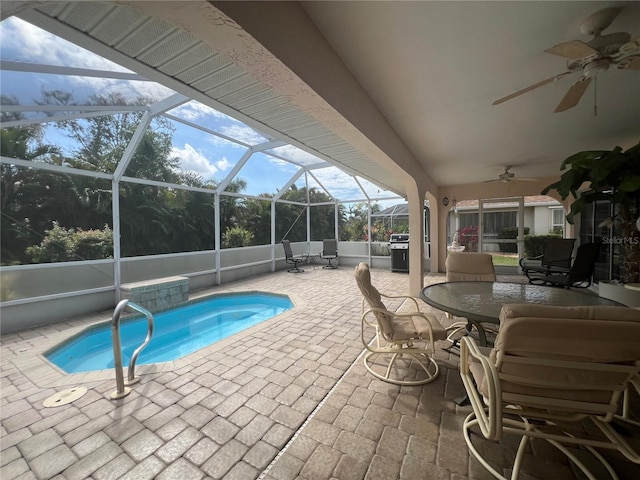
445,251 -> 497,282
444,252 -> 497,348
525,242 -> 600,288
460,304 -> 640,480
520,237 -> 575,283
320,238 -> 338,269
282,240 -> 305,273
354,262 -> 447,385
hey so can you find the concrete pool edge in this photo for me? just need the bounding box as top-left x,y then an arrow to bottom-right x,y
9,290 -> 305,391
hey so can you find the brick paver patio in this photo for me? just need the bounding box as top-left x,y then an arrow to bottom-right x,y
1,266 -> 638,479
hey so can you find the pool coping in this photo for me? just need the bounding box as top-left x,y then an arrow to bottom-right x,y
10,288 -> 305,391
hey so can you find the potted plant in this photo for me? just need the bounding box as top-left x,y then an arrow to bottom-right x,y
541,142 -> 640,302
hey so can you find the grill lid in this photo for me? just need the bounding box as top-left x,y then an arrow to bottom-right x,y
390,234 -> 409,243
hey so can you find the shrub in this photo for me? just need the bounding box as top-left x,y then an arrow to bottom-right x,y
523,234 -> 562,258
457,225 -> 479,252
26,222 -> 113,263
222,226 -> 254,248
497,226 -> 530,253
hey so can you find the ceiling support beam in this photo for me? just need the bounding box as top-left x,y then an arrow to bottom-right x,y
0,60 -> 147,81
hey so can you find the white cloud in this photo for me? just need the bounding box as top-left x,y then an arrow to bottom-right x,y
215,157 -> 232,171
169,102 -> 228,122
171,144 -> 220,181
219,124 -> 267,145
1,17 -> 174,103
2,17 -> 129,72
312,168 -> 361,199
270,145 -> 323,166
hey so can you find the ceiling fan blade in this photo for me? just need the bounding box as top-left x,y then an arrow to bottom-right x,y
545,40 -> 599,59
492,72 -> 572,106
618,55 -> 640,70
554,77 -> 592,113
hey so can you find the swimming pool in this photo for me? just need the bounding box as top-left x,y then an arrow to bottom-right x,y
46,292 -> 293,374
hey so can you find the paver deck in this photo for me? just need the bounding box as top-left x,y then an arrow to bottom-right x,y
1,266 -> 638,479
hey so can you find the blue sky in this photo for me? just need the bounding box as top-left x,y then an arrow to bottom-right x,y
1,16 -> 402,205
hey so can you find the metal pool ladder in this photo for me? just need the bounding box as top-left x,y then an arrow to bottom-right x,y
110,299 -> 154,400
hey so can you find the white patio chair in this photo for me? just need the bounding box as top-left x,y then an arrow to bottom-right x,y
460,304 -> 640,480
444,252 -> 497,347
354,262 -> 447,385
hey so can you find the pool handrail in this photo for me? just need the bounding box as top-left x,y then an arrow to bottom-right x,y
110,299 -> 154,400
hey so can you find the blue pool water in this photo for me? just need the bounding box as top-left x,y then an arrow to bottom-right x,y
46,292 -> 293,373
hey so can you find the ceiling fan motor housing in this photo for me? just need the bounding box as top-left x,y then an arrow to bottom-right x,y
584,58 -> 611,77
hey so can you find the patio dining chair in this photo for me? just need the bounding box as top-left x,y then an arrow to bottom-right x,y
320,239 -> 338,269
354,262 -> 447,385
520,237 -> 575,283
282,240 -> 305,273
444,252 -> 497,349
460,304 -> 640,480
525,242 -> 600,288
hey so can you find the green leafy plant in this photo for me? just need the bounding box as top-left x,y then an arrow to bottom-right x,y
222,226 -> 254,248
523,234 -> 562,258
25,222 -> 113,263
497,226 -> 530,253
541,142 -> 640,283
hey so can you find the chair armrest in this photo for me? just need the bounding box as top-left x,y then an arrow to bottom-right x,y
460,336 -> 502,440
380,293 -> 421,311
521,264 -> 550,275
361,306 -> 443,347
519,254 -> 543,268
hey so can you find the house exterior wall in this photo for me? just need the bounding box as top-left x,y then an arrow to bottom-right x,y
533,206 -> 550,235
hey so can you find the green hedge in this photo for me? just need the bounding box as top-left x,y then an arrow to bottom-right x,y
497,227 -> 530,253
523,234 -> 563,258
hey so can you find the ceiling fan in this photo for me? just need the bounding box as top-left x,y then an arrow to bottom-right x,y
493,7 -> 640,112
483,166 -> 536,183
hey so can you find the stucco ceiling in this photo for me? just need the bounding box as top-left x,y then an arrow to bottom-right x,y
300,1 -> 640,186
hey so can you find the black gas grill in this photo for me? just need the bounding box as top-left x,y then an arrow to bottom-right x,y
389,233 -> 409,273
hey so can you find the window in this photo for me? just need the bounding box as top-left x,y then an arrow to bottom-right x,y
550,207 -> 564,235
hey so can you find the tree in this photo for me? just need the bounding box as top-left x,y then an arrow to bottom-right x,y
243,196 -> 272,245
341,202 -> 383,241
2,91 -> 219,261
1,96 -> 62,264
219,178 -> 248,237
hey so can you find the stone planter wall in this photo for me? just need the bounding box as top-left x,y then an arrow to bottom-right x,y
120,276 -> 189,312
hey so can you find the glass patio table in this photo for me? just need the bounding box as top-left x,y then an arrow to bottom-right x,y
420,281 -> 623,346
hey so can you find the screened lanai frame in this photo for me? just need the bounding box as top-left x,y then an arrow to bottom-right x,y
0,15 -> 406,329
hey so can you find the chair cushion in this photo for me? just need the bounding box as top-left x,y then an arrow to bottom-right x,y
480,304 -> 640,409
496,304 -> 640,362
392,313 -> 447,342
354,263 -> 394,338
446,252 -> 497,282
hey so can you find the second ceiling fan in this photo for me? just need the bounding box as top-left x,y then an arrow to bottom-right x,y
483,166 -> 536,183
493,7 -> 639,113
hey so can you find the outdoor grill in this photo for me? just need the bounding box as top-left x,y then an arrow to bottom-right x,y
389,233 -> 409,272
